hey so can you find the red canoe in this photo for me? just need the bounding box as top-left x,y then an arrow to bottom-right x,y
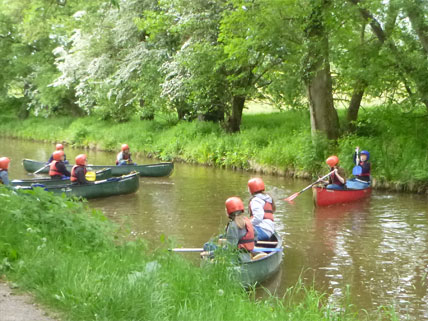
312,186 -> 372,207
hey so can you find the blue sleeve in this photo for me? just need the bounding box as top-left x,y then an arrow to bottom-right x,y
0,171 -> 9,185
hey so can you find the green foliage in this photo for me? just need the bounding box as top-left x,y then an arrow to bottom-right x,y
2,104 -> 428,189
0,186 -> 391,320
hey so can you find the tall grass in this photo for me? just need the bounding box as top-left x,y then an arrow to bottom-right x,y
0,186 -> 385,320
1,105 -> 427,191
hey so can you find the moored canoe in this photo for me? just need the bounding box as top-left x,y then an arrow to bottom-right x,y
312,186 -> 371,207
41,173 -> 139,199
11,168 -> 112,187
22,159 -> 174,177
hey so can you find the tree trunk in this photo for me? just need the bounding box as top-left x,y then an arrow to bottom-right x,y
346,82 -> 365,132
304,0 -> 339,140
226,95 -> 245,133
345,23 -> 368,132
306,67 -> 339,140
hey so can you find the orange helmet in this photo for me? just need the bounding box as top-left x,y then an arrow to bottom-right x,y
326,155 -> 339,167
56,143 -> 64,150
121,144 -> 129,151
53,150 -> 64,161
0,157 -> 10,170
225,197 -> 244,215
248,178 -> 265,194
75,154 -> 87,166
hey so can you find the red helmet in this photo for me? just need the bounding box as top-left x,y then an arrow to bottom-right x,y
53,150 -> 64,161
248,178 -> 265,194
326,155 -> 339,167
56,143 -> 64,150
121,144 -> 129,151
75,154 -> 87,166
225,197 -> 244,215
0,157 -> 10,170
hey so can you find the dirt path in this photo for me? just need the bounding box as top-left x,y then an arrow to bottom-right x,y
0,283 -> 57,321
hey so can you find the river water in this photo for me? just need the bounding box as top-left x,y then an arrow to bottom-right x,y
1,137 -> 428,319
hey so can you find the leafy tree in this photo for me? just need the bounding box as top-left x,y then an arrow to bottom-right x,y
52,0 -> 162,121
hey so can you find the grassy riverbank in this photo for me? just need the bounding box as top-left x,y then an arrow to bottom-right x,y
1,105 -> 427,192
0,186 -> 394,320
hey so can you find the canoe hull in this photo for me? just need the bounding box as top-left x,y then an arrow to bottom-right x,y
240,233 -> 283,285
23,159 -> 174,177
44,173 -> 139,199
313,186 -> 372,207
11,168 -> 112,187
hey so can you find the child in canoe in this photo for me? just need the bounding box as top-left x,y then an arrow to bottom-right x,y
247,177 -> 275,241
116,144 -> 134,165
353,146 -> 371,183
324,155 -> 346,190
0,157 -> 10,185
202,196 -> 257,262
48,144 -> 68,164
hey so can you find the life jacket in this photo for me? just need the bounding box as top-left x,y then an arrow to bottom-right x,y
71,165 -> 86,182
116,152 -> 130,165
237,217 -> 255,251
359,161 -> 371,177
49,161 -> 63,177
330,170 -> 345,186
248,195 -> 274,221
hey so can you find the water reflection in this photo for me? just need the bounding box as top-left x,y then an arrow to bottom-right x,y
2,137 -> 428,319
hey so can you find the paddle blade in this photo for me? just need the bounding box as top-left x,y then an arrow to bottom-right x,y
85,171 -> 96,181
352,166 -> 362,176
284,192 -> 299,202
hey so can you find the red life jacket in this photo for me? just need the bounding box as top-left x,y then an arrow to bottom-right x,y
359,161 -> 371,177
248,195 -> 274,221
71,165 -> 86,182
237,217 -> 255,251
49,161 -> 63,177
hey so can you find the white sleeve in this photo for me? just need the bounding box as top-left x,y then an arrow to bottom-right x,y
250,198 -> 265,225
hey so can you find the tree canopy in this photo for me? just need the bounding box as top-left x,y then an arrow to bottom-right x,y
0,0 -> 427,136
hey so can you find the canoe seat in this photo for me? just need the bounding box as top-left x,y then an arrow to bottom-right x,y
252,252 -> 268,261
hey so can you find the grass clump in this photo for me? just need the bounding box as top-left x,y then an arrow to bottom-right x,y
0,186 -> 390,320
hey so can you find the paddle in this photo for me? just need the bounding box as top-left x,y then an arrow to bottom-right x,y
352,165 -> 362,176
33,163 -> 50,174
170,247 -> 282,253
283,170 -> 335,202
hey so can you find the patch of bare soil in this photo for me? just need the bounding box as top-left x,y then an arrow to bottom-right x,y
0,282 -> 58,321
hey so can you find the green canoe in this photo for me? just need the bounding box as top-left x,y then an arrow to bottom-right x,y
238,232 -> 283,285
10,168 -> 112,187
22,158 -> 174,177
29,173 -> 140,199
201,232 -> 283,286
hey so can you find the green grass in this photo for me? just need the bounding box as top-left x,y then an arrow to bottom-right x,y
1,105 -> 427,191
0,186 -> 391,320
